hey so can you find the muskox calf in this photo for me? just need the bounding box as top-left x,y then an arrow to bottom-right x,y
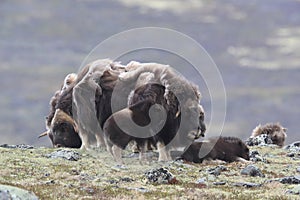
181,136 -> 250,163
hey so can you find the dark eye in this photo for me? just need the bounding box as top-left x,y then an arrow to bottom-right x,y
66,81 -> 71,85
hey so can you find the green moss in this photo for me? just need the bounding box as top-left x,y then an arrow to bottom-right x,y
0,146 -> 299,199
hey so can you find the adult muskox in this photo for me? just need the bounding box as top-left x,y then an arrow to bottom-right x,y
250,123 -> 287,147
41,59 -> 127,149
104,83 -> 206,163
104,62 -> 206,162
39,73 -> 81,148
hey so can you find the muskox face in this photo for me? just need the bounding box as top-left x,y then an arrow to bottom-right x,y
183,102 -> 206,141
270,130 -> 287,147
237,140 -> 250,160
198,105 -> 206,137
49,121 -> 81,148
41,109 -> 81,148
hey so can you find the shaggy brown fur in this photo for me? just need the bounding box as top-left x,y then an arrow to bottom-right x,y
42,59 -> 205,154
42,59 -> 125,149
104,83 -> 206,163
40,73 -> 81,148
119,62 -> 203,146
181,136 -> 250,163
251,123 -> 287,147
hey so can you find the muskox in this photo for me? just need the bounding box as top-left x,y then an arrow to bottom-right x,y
41,59 -> 138,149
250,123 -> 287,147
39,73 -> 81,148
246,123 -> 287,147
104,82 -> 205,163
181,136 -> 250,163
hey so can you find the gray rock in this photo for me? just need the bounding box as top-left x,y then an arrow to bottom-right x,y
241,165 -> 265,177
207,165 -> 227,176
249,150 -> 267,162
0,184 -> 38,200
285,142 -> 300,158
0,189 -> 11,200
144,168 -> 175,184
233,182 -> 262,188
126,187 -> 149,193
279,176 -> 300,184
246,134 -> 273,146
45,149 -> 80,161
297,167 -> 300,173
213,181 -> 226,185
196,178 -> 206,184
286,185 -> 300,195
284,141 -> 300,150
120,177 -> 134,182
0,144 -> 34,149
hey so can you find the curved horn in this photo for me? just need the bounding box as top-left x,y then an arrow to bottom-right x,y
38,131 -> 49,138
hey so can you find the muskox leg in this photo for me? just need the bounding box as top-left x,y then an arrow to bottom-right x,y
138,141 -> 149,164
112,145 -> 123,164
236,157 -> 251,163
157,141 -> 170,161
78,128 -> 91,150
95,132 -> 105,148
104,136 -> 113,155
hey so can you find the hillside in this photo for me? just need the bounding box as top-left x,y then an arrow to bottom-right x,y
0,144 -> 299,199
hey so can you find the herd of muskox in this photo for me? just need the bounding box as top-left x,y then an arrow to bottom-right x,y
39,59 -> 287,164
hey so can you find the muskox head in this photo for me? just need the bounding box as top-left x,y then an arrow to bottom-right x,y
40,109 -> 81,148
251,123 -> 287,147
61,73 -> 77,92
214,137 -> 250,162
181,100 -> 206,141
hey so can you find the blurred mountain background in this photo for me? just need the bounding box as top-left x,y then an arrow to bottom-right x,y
0,0 -> 299,147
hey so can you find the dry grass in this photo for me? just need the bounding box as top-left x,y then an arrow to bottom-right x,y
0,146 -> 299,199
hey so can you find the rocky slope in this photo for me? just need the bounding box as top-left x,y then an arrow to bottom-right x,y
0,144 -> 299,199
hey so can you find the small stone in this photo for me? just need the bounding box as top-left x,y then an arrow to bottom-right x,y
287,153 -> 295,157
213,181 -> 226,186
120,177 -> 134,182
70,168 -> 80,175
44,173 -> 50,177
145,168 -> 175,184
0,189 -> 11,200
249,150 -> 266,162
284,141 -> 300,150
111,165 -> 127,171
286,185 -> 300,195
45,180 -> 55,185
196,178 -> 206,184
297,167 -> 300,173
233,182 -> 262,188
207,165 -> 227,176
279,176 -> 300,184
241,165 -> 265,177
126,187 -> 149,193
45,149 -> 80,161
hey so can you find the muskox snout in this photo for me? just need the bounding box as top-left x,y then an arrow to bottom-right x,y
199,122 -> 206,137
54,144 -> 62,148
